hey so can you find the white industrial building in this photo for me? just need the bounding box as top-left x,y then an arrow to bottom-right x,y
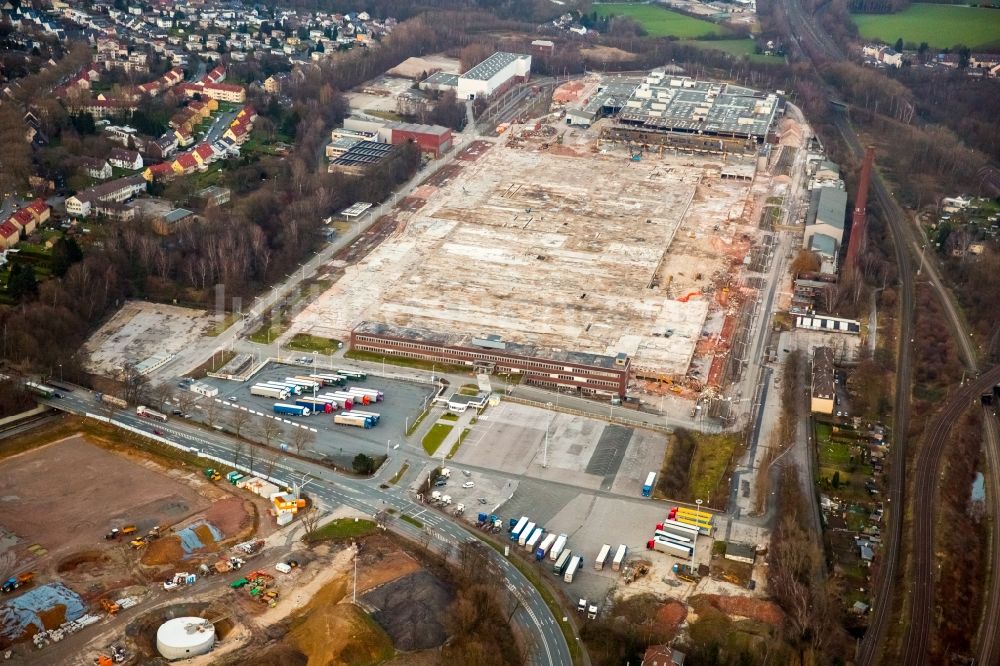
455,52 -> 531,100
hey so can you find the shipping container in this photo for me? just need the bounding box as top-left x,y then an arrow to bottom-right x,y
511,516 -> 529,541
347,387 -> 383,402
136,405 -> 168,421
334,413 -> 373,428
654,529 -> 693,545
537,533 -> 557,560
337,369 -> 367,380
350,410 -> 381,425
263,381 -> 302,395
647,537 -> 692,560
564,555 -> 583,583
316,393 -> 351,409
549,534 -> 569,561
612,544 -> 627,571
296,398 -> 333,414
525,527 -> 544,552
595,544 -> 611,570
553,549 -> 573,575
657,519 -> 701,539
309,373 -> 346,386
251,385 -> 289,400
518,522 -> 536,547
273,403 -> 310,417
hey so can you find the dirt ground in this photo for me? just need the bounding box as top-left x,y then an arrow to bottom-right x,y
81,300 -> 214,376
387,54 -> 460,78
0,435 -> 212,570
579,45 -> 637,62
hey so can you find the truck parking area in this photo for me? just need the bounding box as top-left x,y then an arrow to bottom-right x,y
195,362 -> 436,462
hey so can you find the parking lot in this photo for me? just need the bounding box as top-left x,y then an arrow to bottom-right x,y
454,402 -> 668,495
196,362 -> 436,464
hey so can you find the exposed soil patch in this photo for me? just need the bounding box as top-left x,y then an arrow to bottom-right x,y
141,536 -> 184,566
0,436 -> 211,566
696,594 -> 783,625
655,600 -> 688,632
202,497 -> 254,537
362,569 -> 453,651
56,550 -> 110,575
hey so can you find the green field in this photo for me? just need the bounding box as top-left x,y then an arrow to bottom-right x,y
595,3 -> 723,38
307,518 -> 376,542
422,423 -> 453,456
852,4 -> 1000,49
681,39 -> 785,63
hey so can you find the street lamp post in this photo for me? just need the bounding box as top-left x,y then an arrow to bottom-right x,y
694,498 -> 703,571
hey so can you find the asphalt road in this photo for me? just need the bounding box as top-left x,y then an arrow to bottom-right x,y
43,386 -> 572,666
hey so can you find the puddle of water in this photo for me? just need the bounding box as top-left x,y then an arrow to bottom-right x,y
971,472 -> 985,503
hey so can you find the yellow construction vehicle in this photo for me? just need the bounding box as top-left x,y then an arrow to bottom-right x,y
100,598 -> 120,615
129,538 -> 146,549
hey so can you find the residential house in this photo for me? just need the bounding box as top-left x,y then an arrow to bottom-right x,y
82,157 -> 113,180
143,161 -> 175,181
205,65 -> 226,84
65,175 -> 147,217
9,208 -> 36,236
0,221 -> 20,250
193,142 -> 215,167
196,185 -> 231,207
171,152 -> 199,175
25,199 -> 50,225
109,148 -> 143,170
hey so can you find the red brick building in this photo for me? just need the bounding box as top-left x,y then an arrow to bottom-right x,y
389,123 -> 453,158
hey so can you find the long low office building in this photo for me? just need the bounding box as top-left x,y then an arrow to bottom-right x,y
350,321 -> 630,398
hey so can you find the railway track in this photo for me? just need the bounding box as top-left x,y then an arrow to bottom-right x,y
979,404 -> 1000,666
902,367 -> 1000,663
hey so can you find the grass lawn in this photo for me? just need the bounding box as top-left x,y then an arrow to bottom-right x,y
595,3 -> 723,38
852,4 -> 1000,49
206,312 -> 239,337
389,462 -> 409,485
364,109 -> 406,122
681,39 -> 784,63
286,333 -> 342,354
307,518 -> 376,542
405,407 -> 429,436
687,431 -> 745,504
440,413 -> 459,422
422,423 -> 453,456
249,320 -> 286,344
400,514 -> 424,528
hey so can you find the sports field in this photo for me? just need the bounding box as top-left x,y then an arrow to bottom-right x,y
594,3 -> 723,38
852,4 -> 1000,50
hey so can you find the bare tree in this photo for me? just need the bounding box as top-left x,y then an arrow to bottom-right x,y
300,506 -> 322,541
176,390 -> 195,415
260,417 -> 283,449
259,448 -> 281,479
290,427 -> 315,455
247,439 -> 258,475
231,439 -> 246,468
120,362 -> 148,406
230,408 -> 253,439
203,399 -> 220,428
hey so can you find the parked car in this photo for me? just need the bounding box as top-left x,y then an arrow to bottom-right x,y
463,481 -> 475,489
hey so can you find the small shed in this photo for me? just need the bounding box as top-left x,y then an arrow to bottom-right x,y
724,541 -> 756,565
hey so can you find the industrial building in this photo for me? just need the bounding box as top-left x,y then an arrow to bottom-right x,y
420,52 -> 531,100
810,346 -> 835,414
327,141 -> 395,175
389,123 -> 453,158
565,77 -> 641,127
606,73 -> 780,153
351,321 -> 630,398
802,185 -> 848,268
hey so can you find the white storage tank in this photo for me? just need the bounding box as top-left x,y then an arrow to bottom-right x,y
156,617 -> 216,660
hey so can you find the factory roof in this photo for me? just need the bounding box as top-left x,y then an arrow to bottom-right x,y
809,233 -> 837,257
391,122 -> 451,136
811,346 -> 835,400
617,74 -> 778,139
460,52 -> 527,81
354,321 -> 626,371
810,187 -> 848,230
423,71 -> 459,87
331,140 -> 394,167
161,208 -> 194,224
